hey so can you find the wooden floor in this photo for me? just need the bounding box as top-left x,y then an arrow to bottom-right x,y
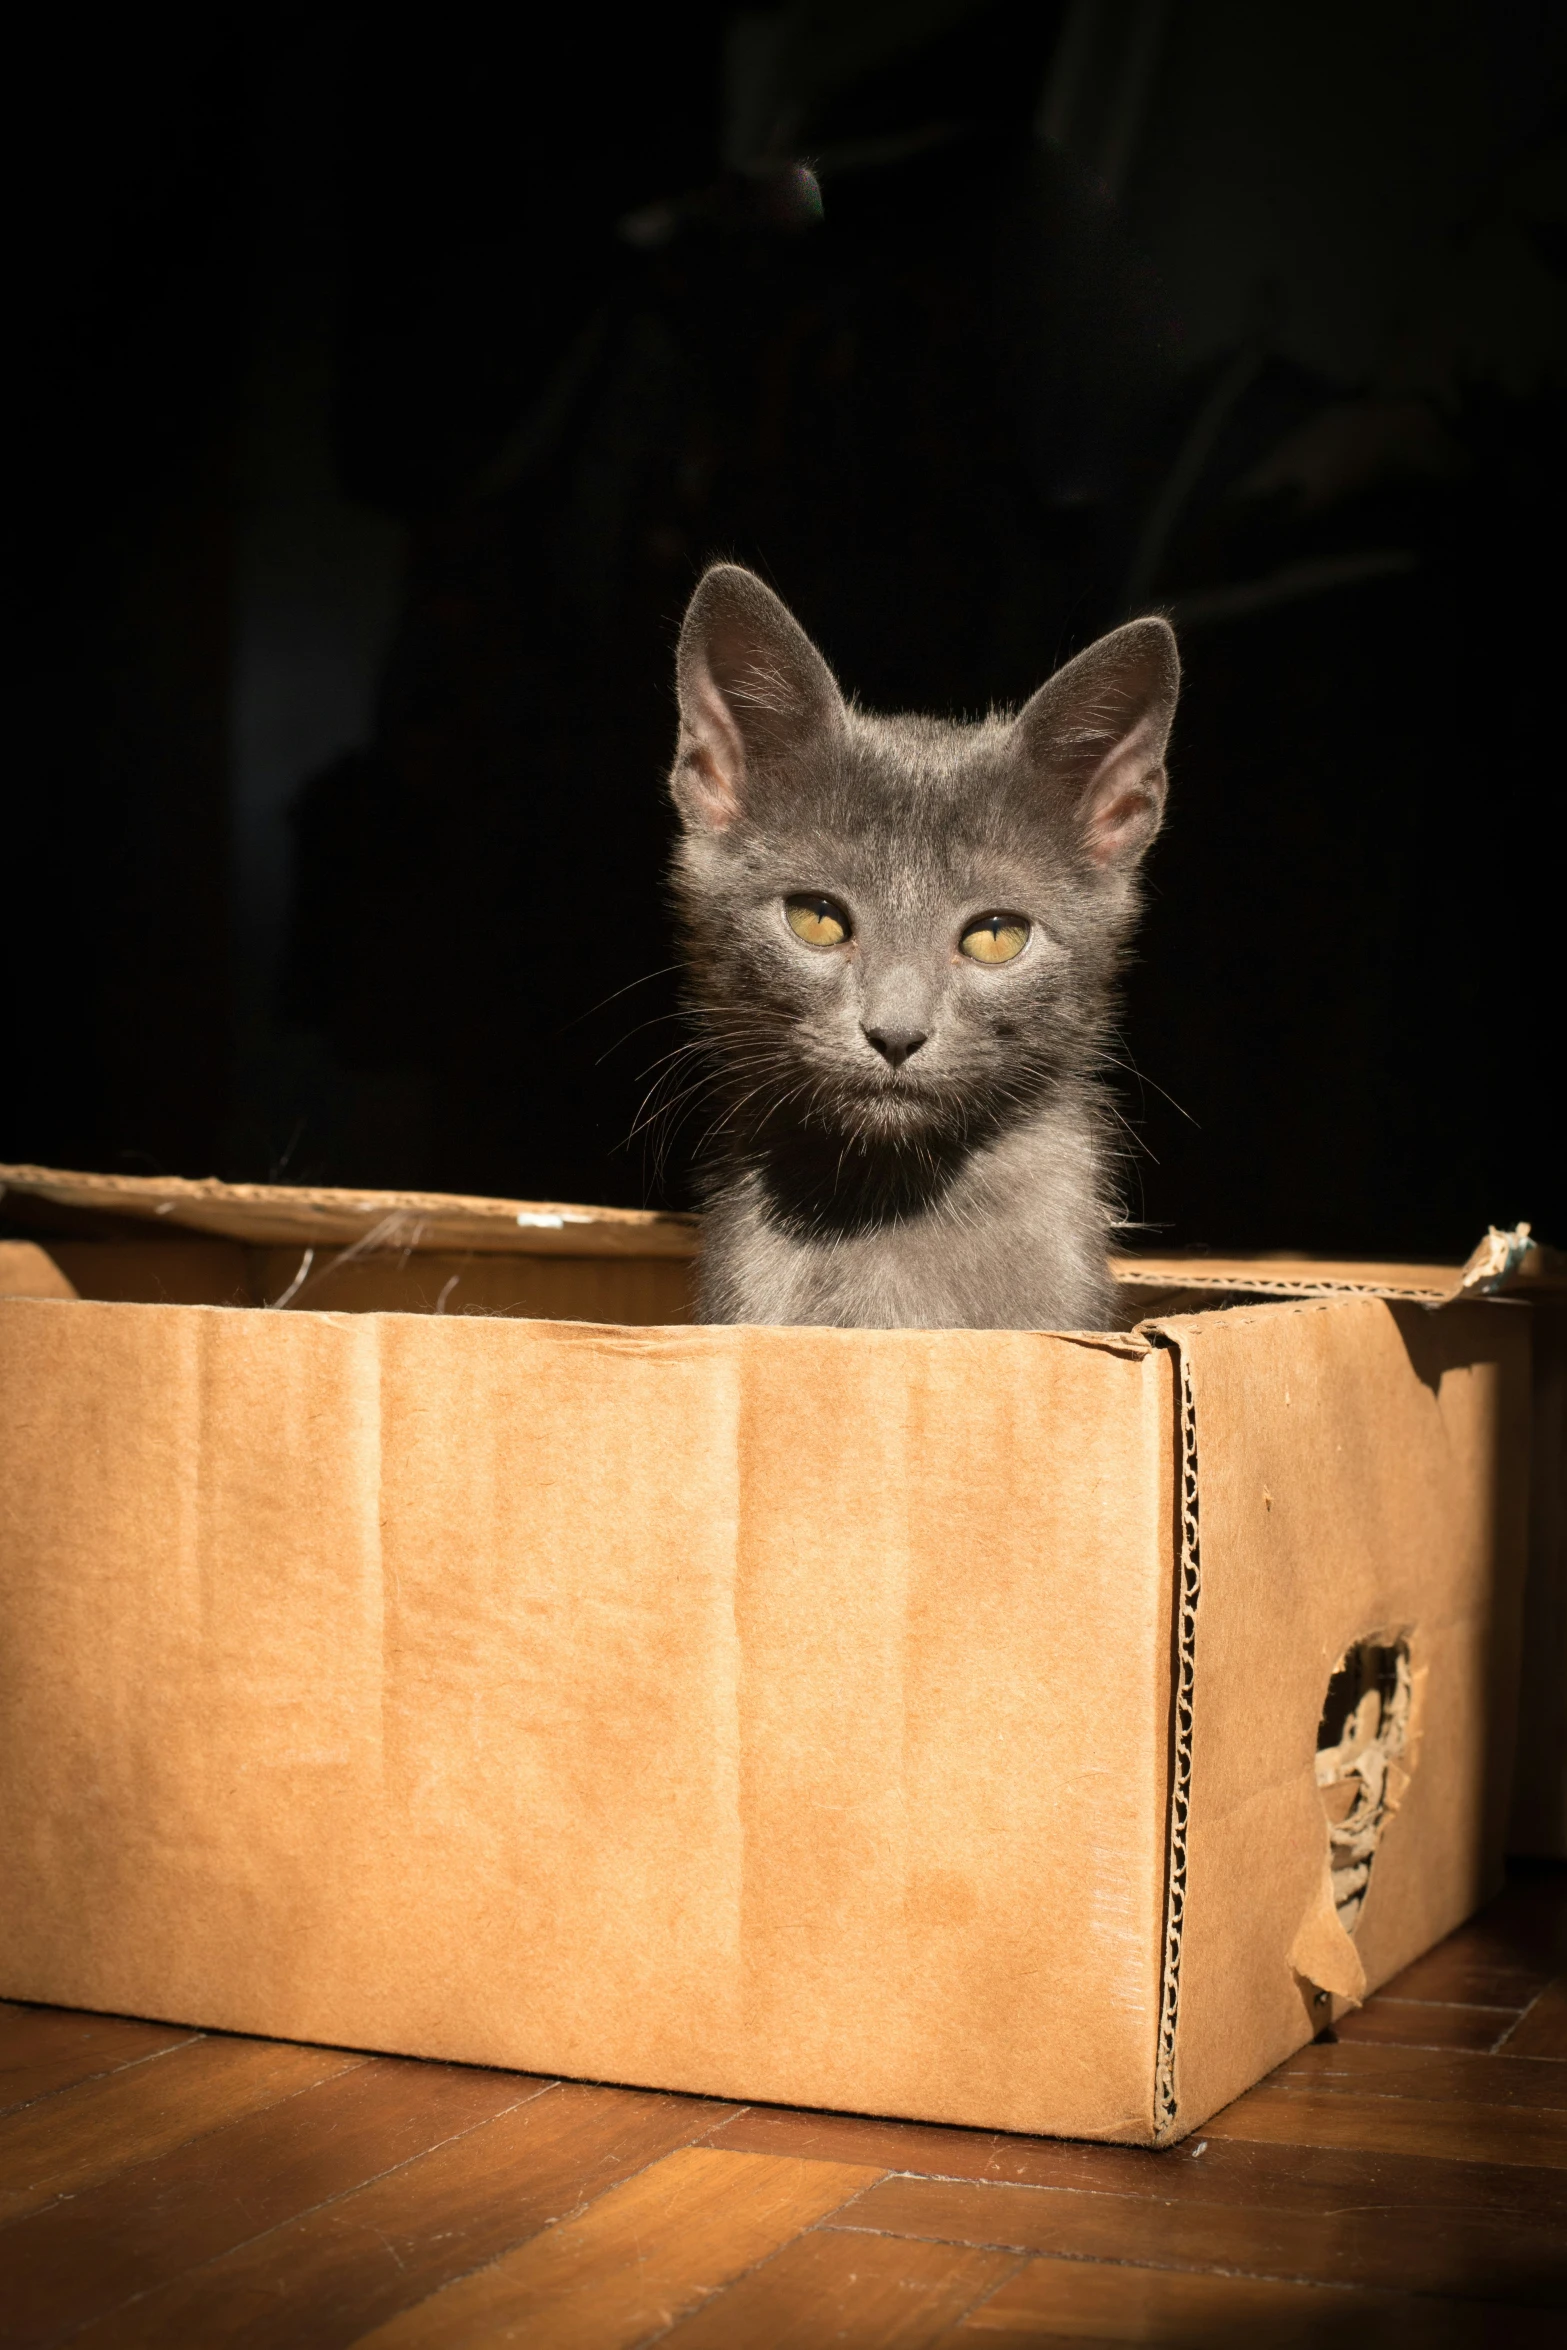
2,1870 -> 1563,2348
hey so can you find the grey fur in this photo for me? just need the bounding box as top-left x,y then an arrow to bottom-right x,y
666,564 -> 1179,1330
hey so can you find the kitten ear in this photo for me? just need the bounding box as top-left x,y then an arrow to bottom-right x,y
671,565 -> 845,830
1013,617 -> 1180,869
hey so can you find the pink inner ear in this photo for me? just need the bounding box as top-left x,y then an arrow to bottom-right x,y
1087,781 -> 1159,863
680,664 -> 747,829
1082,720 -> 1165,866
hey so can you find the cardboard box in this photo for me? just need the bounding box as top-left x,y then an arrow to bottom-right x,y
0,1165 -> 1554,2144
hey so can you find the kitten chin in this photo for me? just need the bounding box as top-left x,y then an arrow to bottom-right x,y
753,1114 -> 980,1242
664,564 -> 1179,1331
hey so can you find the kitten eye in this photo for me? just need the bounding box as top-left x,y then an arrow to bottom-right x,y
960,914 -> 1030,964
785,895 -> 852,947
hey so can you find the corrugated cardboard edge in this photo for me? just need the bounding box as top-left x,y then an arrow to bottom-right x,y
0,1163 -> 699,1259
1147,1326 -> 1200,2144
1112,1223 -> 1562,1308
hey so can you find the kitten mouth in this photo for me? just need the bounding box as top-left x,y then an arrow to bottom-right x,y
829,1082 -> 948,1136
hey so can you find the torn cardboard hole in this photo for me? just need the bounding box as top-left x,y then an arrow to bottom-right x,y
1315,1635 -> 1414,1935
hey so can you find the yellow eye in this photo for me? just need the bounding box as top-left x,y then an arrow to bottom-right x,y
960,914 -> 1030,964
785,895 -> 851,947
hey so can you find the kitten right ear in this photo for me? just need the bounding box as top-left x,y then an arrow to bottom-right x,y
1013,617 -> 1181,871
671,565 -> 845,830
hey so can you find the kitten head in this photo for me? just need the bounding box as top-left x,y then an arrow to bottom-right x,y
666,564 -> 1179,1227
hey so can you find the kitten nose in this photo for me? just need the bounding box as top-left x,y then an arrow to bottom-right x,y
863,1024 -> 928,1069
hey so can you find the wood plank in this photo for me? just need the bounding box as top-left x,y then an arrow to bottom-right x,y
946,2253 -> 1561,2346
0,1866 -> 1555,2346
1377,1919 -> 1560,2008
1331,1999 -> 1520,2052
660,2230 -> 1023,2349
0,2004 -> 198,2116
835,2172 -> 1567,2306
1502,1980 -> 1567,2061
709,2104 -> 1567,2221
1267,2040 -> 1567,2108
353,2146 -> 881,2350
78,2082 -> 745,2350
710,2107 -> 1072,2180
0,2056 -> 548,2348
0,2036 -> 361,2223
1204,2081 -> 1567,2169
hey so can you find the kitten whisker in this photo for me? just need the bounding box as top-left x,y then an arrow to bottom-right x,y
1102,1033 -> 1200,1129
559,963 -> 686,1035
594,1010 -> 692,1068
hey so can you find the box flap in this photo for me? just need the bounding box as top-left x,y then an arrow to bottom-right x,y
1112,1223 -> 1562,1307
6,1169 -> 1554,1303
0,1163 -> 698,1259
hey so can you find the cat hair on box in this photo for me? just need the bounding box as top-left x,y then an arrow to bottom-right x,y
665,563 -> 1179,1331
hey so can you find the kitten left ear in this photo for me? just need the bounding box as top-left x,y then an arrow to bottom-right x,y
671,564 -> 845,831
1013,617 -> 1180,870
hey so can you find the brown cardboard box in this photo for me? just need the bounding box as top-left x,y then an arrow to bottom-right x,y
0,1165 -> 1553,2144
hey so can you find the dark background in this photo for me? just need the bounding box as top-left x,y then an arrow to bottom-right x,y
7,2 -> 1564,1257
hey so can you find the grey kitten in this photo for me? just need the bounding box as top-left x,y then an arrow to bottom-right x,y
666,564 -> 1180,1329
